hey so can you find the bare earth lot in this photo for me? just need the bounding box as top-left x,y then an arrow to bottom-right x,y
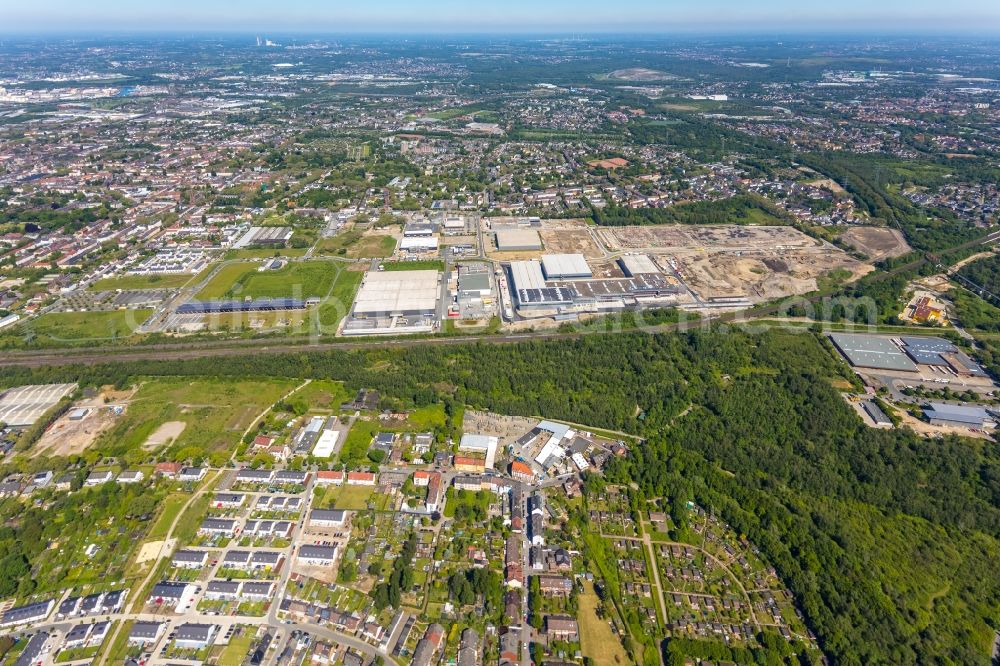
143,420 -> 187,450
34,407 -> 117,458
597,224 -> 872,302
32,387 -> 134,458
538,220 -> 606,259
840,226 -> 911,261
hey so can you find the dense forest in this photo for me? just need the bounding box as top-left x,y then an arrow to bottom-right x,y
591,194 -> 786,227
957,253 -> 1000,303
0,330 -> 998,664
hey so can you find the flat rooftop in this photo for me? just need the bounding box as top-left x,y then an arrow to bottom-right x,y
510,260 -> 546,292
619,254 -> 660,275
496,229 -> 542,250
0,383 -> 77,427
353,269 -> 440,316
828,333 -> 917,372
541,254 -> 592,279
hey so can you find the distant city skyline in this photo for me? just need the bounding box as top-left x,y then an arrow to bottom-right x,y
4,0 -> 1000,34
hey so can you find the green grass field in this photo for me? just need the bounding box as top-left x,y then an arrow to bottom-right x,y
219,630 -> 253,666
96,622 -> 140,664
380,260 -> 445,272
90,273 -> 195,291
291,379 -> 351,411
195,263 -> 259,299
147,493 -> 190,540
14,309 -> 153,344
338,419 -> 379,466
579,580 -> 633,665
397,403 -> 449,430
224,248 -> 309,260
94,378 -> 296,465
316,269 -> 363,329
196,261 -> 343,302
232,262 -> 340,300
172,491 -> 214,546
317,231 -> 397,258
317,484 -> 375,510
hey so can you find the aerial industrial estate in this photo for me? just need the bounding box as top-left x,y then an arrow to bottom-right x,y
0,23 -> 999,666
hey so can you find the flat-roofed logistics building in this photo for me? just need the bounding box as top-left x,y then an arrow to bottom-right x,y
352,270 -> 440,318
619,254 -> 660,276
924,403 -> 997,429
509,261 -> 546,292
496,229 -> 542,251
828,333 -> 917,372
541,254 -> 592,279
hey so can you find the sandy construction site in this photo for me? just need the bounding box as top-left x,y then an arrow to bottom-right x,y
538,220 -> 607,259
32,386 -> 134,458
839,226 -> 911,262
596,224 -> 871,302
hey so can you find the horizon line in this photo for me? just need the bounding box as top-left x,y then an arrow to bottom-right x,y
3,28 -> 1000,38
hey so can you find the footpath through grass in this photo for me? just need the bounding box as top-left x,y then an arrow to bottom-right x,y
147,494 -> 189,540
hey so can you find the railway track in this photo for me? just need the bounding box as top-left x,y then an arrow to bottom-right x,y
4,232 -> 997,369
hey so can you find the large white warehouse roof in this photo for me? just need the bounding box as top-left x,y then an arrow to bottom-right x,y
353,270 -> 440,316
510,260 -> 546,292
541,254 -> 592,279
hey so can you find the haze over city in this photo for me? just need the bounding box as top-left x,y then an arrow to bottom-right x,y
4,0 -> 1000,33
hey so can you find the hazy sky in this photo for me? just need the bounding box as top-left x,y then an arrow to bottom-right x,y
4,0 -> 1000,33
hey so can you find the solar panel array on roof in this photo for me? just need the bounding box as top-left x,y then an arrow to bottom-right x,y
517,288 -> 576,306
177,299 -> 306,314
553,274 -> 678,300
